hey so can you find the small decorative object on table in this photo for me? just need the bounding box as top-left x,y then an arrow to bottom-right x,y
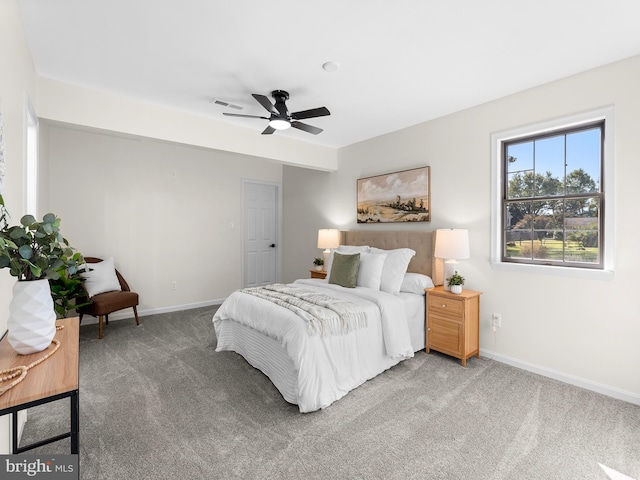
0,194 -> 85,354
313,257 -> 324,271
446,270 -> 464,295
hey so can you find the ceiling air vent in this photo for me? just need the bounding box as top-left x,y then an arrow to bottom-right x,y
210,98 -> 243,110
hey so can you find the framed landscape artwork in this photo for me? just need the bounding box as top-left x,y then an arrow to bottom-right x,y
357,166 -> 430,223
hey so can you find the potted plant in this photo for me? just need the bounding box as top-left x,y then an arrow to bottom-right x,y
446,271 -> 465,295
49,267 -> 92,319
0,194 -> 86,353
313,257 -> 324,271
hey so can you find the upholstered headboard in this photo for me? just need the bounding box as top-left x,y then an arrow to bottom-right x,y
341,230 -> 443,285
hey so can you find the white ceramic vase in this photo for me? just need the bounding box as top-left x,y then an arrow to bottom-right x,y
8,279 -> 57,355
450,285 -> 463,295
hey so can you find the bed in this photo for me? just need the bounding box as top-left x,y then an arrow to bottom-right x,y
213,230 -> 443,412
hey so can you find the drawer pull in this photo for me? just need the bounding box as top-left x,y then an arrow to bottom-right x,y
442,304 -> 446,308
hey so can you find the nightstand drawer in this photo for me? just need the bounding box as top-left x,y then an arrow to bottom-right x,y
427,294 -> 463,317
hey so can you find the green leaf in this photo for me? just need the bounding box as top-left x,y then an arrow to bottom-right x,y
47,269 -> 61,280
2,238 -> 17,249
51,259 -> 64,270
43,213 -> 56,224
42,222 -> 54,235
18,244 -> 33,260
20,214 -> 37,227
28,263 -> 42,279
9,227 -> 27,240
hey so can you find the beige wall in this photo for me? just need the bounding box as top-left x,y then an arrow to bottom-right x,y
282,166 -> 333,282
44,123 -> 283,312
284,55 -> 640,401
0,0 -> 39,454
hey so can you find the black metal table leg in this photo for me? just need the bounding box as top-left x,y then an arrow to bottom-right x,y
70,390 -> 79,454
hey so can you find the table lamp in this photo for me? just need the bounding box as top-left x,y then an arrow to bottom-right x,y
317,229 -> 340,270
434,229 -> 470,291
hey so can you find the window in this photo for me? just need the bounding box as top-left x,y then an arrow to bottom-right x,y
504,122 -> 603,268
491,108 -> 614,278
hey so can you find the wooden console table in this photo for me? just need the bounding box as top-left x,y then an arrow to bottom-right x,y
0,317 -> 79,454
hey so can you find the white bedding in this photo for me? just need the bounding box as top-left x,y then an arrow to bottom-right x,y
213,278 -> 423,412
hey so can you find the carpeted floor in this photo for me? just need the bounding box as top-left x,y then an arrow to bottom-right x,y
19,307 -> 640,480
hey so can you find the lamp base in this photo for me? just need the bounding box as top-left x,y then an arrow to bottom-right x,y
443,260 -> 459,292
323,249 -> 331,272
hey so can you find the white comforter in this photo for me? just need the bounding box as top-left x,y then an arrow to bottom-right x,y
212,279 -> 414,412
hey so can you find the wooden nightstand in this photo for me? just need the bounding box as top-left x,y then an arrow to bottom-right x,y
310,269 -> 327,279
425,286 -> 482,367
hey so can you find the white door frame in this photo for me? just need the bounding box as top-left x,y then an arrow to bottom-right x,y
241,179 -> 281,288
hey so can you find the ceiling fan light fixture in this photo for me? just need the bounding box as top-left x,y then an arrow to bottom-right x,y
269,118 -> 291,130
223,90 -> 328,136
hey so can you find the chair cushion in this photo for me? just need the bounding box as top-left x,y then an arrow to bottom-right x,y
80,257 -> 122,297
79,291 -> 139,316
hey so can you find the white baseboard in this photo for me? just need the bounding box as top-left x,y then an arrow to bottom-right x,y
79,298 -> 225,325
481,348 -> 640,406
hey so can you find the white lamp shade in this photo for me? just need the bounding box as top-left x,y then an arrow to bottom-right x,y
317,229 -> 340,249
434,229 -> 470,259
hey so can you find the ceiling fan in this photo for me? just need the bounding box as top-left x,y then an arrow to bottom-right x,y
223,90 -> 330,135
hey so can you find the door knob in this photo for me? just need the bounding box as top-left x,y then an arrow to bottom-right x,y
270,244 -> 276,248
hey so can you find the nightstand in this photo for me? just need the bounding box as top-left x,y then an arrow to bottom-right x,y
310,269 -> 327,279
425,286 -> 482,367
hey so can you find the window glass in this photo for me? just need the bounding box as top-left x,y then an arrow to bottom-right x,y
502,122 -> 603,269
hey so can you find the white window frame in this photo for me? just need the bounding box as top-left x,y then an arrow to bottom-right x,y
490,107 -> 615,280
24,95 -> 38,216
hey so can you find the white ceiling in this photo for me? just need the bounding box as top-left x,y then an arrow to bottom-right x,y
17,0 -> 640,148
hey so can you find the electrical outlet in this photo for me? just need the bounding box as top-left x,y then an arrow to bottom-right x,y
492,313 -> 502,328
171,281 -> 177,290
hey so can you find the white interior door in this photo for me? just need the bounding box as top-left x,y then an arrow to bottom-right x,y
242,180 -> 279,288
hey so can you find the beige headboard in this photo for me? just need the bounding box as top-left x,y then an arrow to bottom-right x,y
341,230 -> 443,285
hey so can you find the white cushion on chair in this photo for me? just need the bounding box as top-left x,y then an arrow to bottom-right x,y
80,257 -> 122,298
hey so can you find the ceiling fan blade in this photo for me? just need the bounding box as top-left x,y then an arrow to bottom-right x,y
223,113 -> 269,119
291,107 -> 330,121
261,125 -> 276,135
291,121 -> 323,135
252,94 -> 278,114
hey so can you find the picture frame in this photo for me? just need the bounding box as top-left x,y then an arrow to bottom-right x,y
357,166 -> 430,223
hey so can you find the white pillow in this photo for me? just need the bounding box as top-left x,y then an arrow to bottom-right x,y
356,252 -> 387,290
338,245 -> 370,253
326,245 -> 370,275
369,247 -> 416,294
80,257 -> 122,298
400,273 -> 435,295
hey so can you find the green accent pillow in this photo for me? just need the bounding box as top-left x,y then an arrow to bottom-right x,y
328,252 -> 360,288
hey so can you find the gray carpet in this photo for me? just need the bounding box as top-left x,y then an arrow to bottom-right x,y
19,307 -> 640,480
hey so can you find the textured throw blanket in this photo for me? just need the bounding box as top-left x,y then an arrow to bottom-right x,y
241,283 -> 368,336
